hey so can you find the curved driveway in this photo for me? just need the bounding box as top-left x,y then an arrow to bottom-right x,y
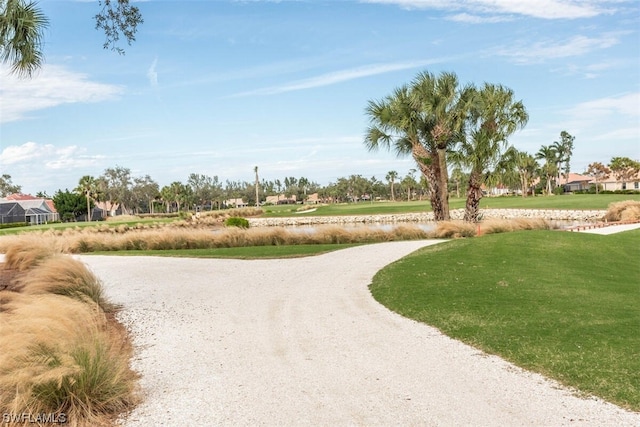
80,241 -> 639,426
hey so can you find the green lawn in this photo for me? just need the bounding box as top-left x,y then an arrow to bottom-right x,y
370,229 -> 640,410
263,194 -> 640,216
89,244 -> 360,259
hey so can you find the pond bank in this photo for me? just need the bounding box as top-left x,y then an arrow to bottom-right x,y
249,208 -> 606,227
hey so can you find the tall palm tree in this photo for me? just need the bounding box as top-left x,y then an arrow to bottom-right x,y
75,175 -> 99,221
385,170 -> 398,201
365,85 -> 441,213
511,149 -> 538,198
254,166 -> 260,207
365,71 -> 468,221
451,83 -> 528,222
410,71 -> 470,220
553,131 -> 575,186
536,145 -> 559,195
0,0 -> 49,77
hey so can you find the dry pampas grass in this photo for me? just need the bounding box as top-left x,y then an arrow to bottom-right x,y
2,237 -> 61,272
0,218 -> 558,255
15,255 -> 114,313
603,200 -> 640,223
0,242 -> 138,426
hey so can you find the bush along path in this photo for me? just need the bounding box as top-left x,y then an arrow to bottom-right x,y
0,241 -> 139,427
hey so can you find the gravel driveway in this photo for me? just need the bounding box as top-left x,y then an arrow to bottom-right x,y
79,240 -> 639,426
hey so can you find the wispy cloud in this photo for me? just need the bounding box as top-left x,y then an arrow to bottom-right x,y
495,34 -> 620,64
566,92 -> 639,121
447,13 -> 512,24
363,0 -> 610,19
0,64 -> 123,123
147,57 -> 159,87
0,142 -> 104,169
228,58 -> 452,97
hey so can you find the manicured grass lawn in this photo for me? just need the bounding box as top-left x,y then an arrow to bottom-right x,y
90,244 -> 360,259
263,194 -> 640,216
370,229 -> 640,410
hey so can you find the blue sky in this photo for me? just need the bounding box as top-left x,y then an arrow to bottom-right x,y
1,0 -> 638,196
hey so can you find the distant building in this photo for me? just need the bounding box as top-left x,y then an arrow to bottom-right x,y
562,173 -> 593,192
266,194 -> 297,205
224,198 -> 249,208
0,194 -> 59,225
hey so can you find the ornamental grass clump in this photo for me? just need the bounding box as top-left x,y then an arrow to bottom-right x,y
3,239 -> 59,272
480,218 -> 551,235
432,221 -> 476,238
603,200 -> 640,223
16,255 -> 115,313
0,244 -> 139,426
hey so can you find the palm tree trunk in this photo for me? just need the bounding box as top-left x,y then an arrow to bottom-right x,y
464,172 -> 483,222
411,144 -> 445,220
86,193 -> 91,222
436,147 -> 450,220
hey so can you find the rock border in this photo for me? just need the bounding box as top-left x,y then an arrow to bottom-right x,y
248,208 -> 606,227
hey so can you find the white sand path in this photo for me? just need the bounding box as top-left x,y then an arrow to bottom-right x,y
79,240 -> 639,426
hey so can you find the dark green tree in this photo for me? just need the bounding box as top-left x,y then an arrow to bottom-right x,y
52,189 -> 85,222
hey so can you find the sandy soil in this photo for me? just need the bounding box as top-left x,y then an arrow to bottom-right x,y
78,241 -> 640,426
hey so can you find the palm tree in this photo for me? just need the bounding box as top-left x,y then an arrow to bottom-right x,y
511,149 -> 538,197
254,166 -> 260,207
536,145 -> 559,195
385,170 -> 398,201
0,0 -> 49,77
451,83 -> 528,222
365,71 -> 468,221
450,166 -> 464,199
553,131 -> 575,186
75,175 -> 99,221
410,71 -> 469,220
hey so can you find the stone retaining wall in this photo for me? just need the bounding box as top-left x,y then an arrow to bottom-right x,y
248,208 -> 606,227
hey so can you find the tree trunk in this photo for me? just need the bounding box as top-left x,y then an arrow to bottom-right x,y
436,147 -> 450,220
411,144 -> 445,220
464,172 -> 483,223
86,193 -> 91,222
519,173 -> 527,198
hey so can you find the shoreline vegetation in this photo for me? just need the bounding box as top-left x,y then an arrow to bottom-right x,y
1,200 -> 639,255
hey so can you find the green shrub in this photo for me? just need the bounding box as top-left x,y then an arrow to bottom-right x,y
0,222 -> 29,229
224,217 -> 250,228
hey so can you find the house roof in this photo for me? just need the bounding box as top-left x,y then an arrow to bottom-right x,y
0,199 -> 55,213
1,194 -> 58,213
563,173 -> 593,184
4,193 -> 38,201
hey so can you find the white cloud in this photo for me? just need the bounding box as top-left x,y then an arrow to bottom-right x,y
228,58 -> 452,97
147,57 -> 159,87
565,92 -> 639,121
0,142 -> 104,169
362,0 -> 610,19
495,34 -> 619,64
447,13 -> 511,23
0,64 -> 123,123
